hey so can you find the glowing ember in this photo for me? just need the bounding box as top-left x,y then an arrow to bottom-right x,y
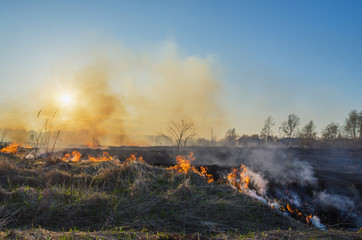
1,143 -> 20,154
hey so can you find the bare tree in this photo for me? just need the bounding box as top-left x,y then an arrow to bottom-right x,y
260,116 -> 275,143
344,110 -> 360,141
321,122 -> 339,141
281,114 -> 300,138
224,128 -> 238,146
300,120 -> 317,139
162,120 -> 196,154
299,120 -> 317,147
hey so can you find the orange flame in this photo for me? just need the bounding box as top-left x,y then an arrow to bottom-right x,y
125,154 -> 145,164
1,143 -> 20,154
168,152 -> 196,174
62,150 -> 82,162
226,164 -> 250,192
306,214 -> 313,224
285,204 -> 303,216
168,152 -> 214,183
200,166 -> 214,183
88,151 -> 113,162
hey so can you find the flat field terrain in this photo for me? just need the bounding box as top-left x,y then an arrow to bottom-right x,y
0,146 -> 361,239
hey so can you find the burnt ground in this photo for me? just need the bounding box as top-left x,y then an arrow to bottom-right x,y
59,146 -> 362,230
69,146 -> 362,197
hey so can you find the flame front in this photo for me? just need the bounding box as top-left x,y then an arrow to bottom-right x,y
62,150 -> 81,162
226,164 -> 250,192
88,151 -> 113,162
168,152 -> 196,174
168,152 -> 214,183
1,143 -> 20,154
125,154 -> 144,163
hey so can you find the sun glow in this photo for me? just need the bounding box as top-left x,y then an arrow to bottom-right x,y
59,93 -> 73,105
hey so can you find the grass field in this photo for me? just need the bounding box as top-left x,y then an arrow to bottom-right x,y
0,151 -> 361,239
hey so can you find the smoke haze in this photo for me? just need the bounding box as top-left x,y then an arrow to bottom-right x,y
0,42 -> 225,146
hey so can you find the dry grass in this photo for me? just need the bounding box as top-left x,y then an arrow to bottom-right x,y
1,154 -> 360,239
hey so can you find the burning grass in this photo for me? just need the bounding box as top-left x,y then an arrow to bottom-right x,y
0,153 -> 304,237
168,152 -> 214,183
226,164 -> 250,192
0,143 -> 20,154
1,149 -> 360,239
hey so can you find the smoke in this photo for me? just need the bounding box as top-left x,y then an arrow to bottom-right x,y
245,148 -> 317,186
0,42 -> 225,146
247,170 -> 268,196
315,191 -> 355,212
55,65 -> 127,145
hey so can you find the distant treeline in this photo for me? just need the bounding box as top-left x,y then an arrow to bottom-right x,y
155,110 -> 362,148
2,110 -> 362,149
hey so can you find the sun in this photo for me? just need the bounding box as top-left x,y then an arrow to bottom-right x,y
59,93 -> 73,105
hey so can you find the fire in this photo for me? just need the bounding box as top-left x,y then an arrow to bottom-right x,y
1,143 -> 20,154
306,214 -> 312,224
88,151 -> 113,162
62,150 -> 116,163
168,152 -> 214,183
200,166 -> 214,183
285,204 -> 303,216
226,164 -> 250,192
62,150 -> 81,162
227,168 -> 238,188
168,152 -> 196,174
125,154 -> 144,164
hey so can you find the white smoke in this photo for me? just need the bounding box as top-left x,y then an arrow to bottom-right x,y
246,148 -> 317,186
248,170 -> 268,196
315,191 -> 355,212
311,216 -> 327,230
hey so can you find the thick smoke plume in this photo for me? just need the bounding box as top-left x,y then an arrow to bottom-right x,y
0,42 -> 225,146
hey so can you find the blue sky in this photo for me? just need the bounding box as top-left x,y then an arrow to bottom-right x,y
1,0 -> 361,138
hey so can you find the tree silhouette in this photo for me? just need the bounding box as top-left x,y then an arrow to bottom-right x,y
225,128 -> 238,146
162,120 -> 196,154
281,114 -> 300,138
260,116 -> 275,143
